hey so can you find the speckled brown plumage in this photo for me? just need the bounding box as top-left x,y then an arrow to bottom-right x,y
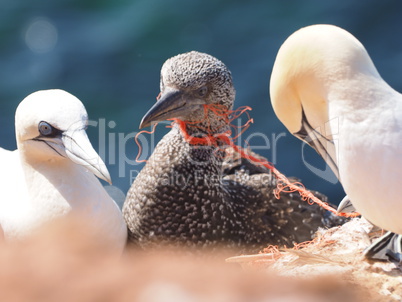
123,51 -> 346,252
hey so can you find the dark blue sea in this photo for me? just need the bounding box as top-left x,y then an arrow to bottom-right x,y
1,0 -> 402,206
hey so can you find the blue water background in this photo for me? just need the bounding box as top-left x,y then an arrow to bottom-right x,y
1,0 -> 402,205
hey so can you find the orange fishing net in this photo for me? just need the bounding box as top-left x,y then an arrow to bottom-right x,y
257,232 -> 337,261
135,103 -> 359,218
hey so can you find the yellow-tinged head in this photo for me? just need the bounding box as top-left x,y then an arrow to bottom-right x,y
270,24 -> 379,135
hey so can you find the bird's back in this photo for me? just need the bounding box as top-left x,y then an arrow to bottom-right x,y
222,147 -> 346,248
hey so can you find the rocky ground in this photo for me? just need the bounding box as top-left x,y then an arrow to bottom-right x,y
227,218 -> 402,301
0,216 -> 399,301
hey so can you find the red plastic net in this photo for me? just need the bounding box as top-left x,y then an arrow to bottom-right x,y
136,103 -> 360,218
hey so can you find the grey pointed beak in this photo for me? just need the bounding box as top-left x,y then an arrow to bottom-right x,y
62,129 -> 112,184
140,88 -> 187,129
140,86 -> 208,129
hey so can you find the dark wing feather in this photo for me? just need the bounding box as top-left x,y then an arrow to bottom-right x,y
222,147 -> 347,249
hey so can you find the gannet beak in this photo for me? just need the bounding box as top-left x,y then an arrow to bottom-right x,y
293,112 -> 340,180
62,129 -> 112,184
336,195 -> 356,214
140,88 -> 186,129
140,87 -> 205,129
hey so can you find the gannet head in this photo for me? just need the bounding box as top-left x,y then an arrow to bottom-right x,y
15,89 -> 112,184
269,24 -> 382,177
140,51 -> 235,129
270,24 -> 381,135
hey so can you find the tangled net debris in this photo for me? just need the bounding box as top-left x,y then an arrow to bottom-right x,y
136,103 -> 359,218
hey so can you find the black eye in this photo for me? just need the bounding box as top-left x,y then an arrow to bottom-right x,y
38,121 -> 54,136
197,86 -> 208,97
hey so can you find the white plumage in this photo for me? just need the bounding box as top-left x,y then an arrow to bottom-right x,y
0,89 -> 127,251
270,24 -> 402,260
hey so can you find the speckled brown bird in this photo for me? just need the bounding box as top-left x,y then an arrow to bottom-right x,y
123,51 -> 345,252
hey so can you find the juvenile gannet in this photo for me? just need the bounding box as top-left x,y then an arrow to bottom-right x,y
123,51 -> 345,251
0,89 -> 127,251
270,24 -> 402,261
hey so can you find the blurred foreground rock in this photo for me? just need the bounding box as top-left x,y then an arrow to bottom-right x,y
0,215 -> 381,302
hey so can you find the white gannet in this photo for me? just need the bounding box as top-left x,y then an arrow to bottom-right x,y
270,24 -> 402,262
0,89 -> 127,251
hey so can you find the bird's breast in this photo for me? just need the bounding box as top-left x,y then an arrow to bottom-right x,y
337,110 -> 402,233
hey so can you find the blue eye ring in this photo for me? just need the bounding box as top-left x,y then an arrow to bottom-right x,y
38,121 -> 53,136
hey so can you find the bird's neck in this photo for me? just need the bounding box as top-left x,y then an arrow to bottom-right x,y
18,147 -> 107,211
178,103 -> 232,136
15,153 -> 72,227
325,73 -> 398,122
142,125 -> 226,190
173,114 -> 231,146
125,125 -> 231,247
172,124 -> 225,165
